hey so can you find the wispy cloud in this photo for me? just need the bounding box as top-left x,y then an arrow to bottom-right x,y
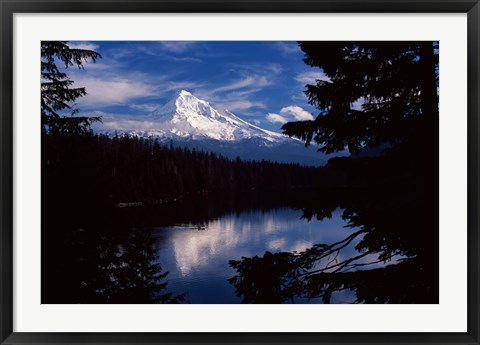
231,63 -> 283,76
219,100 -> 266,112
226,89 -> 263,99
91,113 -> 159,131
159,41 -> 198,53
291,91 -> 308,103
156,55 -> 203,63
65,42 -> 287,116
264,64 -> 284,75
128,103 -> 165,113
163,81 -> 204,93
68,41 -> 100,51
211,76 -> 270,94
196,84 -> 267,112
274,41 -> 300,54
193,63 -> 283,113
68,49 -> 204,109
295,70 -> 331,84
74,77 -> 158,106
138,43 -> 203,63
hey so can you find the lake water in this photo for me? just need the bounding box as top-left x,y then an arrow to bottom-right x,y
42,193 -> 433,304
150,207 -> 368,303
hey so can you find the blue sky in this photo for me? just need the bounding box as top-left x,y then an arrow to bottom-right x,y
66,41 -> 329,132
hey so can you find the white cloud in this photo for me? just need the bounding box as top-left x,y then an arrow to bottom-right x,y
266,105 -> 314,124
68,41 -> 100,51
295,70 -> 331,84
89,113 -> 152,130
226,89 -> 262,99
230,63 -> 283,76
291,92 -> 308,103
274,41 -> 300,54
67,43 -> 277,113
212,76 -> 270,94
70,61 -> 203,108
265,64 -> 284,75
219,100 -> 266,112
280,106 -> 314,121
159,41 -> 198,53
190,63 -> 284,113
76,62 -> 113,71
193,72 -> 275,113
158,55 -> 202,63
163,81 -> 204,93
128,103 -> 164,113
195,88 -> 267,112
266,113 -> 288,124
137,43 -> 203,63
74,77 -> 157,106
102,119 -> 159,131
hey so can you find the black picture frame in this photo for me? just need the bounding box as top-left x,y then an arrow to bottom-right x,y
1,1 -> 479,344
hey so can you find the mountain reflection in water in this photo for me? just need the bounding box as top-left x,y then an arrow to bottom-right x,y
42,187 -> 437,304
151,208 -> 375,303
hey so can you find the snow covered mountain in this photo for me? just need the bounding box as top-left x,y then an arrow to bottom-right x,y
148,90 -> 286,143
93,90 -> 329,166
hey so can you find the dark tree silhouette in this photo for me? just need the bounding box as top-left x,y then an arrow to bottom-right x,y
99,229 -> 185,304
229,179 -> 439,304
42,224 -> 185,304
282,41 -> 438,154
41,41 -> 102,134
229,41 -> 439,304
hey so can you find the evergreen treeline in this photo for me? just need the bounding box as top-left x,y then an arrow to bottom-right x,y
43,133 -> 330,207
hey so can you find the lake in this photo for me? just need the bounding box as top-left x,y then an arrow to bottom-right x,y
42,189 -> 436,304
150,207 -> 375,303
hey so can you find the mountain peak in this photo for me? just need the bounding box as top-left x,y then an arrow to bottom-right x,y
145,90 -> 287,142
151,90 -> 202,118
175,90 -> 203,107
178,89 -> 193,97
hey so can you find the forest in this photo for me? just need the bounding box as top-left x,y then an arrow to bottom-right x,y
43,133 -> 334,206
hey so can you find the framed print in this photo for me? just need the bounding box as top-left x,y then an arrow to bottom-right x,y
1,1 -> 479,344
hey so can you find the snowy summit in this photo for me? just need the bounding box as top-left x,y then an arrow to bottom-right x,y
148,90 -> 286,143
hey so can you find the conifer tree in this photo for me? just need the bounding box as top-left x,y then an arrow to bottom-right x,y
282,41 -> 439,154
41,41 -> 102,134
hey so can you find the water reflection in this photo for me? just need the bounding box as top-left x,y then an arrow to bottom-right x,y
42,185 -> 437,304
151,208 -> 387,303
42,225 -> 184,303
228,184 -> 438,304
